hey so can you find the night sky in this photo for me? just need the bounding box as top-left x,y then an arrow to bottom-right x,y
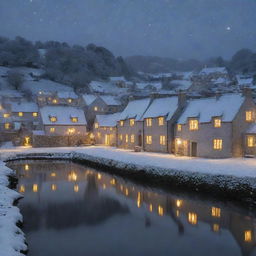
0,0 -> 255,59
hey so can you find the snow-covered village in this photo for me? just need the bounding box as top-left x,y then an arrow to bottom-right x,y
1,1 -> 256,256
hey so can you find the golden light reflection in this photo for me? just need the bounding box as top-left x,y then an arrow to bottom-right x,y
158,206 -> 164,216
245,230 -> 252,242
188,212 -> 197,225
137,192 -> 141,208
176,199 -> 182,208
213,224 -> 220,232
51,184 -> 57,191
120,185 -> 123,191
149,204 -> 153,212
110,179 -> 116,185
74,184 -> 79,192
103,184 -> 106,190
211,207 -> 221,218
125,188 -> 129,196
68,171 -> 77,182
176,210 -> 180,217
33,184 -> 38,192
97,173 -> 102,180
19,185 -> 25,193
51,172 -> 56,177
24,164 -> 29,171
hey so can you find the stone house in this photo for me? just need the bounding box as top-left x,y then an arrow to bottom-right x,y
117,98 -> 151,149
142,94 -> 186,153
175,90 -> 256,158
93,112 -> 120,146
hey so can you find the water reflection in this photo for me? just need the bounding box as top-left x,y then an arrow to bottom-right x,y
8,160 -> 256,256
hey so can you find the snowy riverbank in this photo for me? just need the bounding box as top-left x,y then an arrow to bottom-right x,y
2,146 -> 256,202
0,161 -> 27,256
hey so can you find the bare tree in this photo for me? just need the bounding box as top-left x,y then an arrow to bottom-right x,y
7,71 -> 24,90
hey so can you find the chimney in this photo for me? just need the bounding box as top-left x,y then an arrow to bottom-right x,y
178,91 -> 186,107
242,87 -> 252,98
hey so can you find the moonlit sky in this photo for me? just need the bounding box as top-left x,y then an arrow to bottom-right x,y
0,0 -> 256,59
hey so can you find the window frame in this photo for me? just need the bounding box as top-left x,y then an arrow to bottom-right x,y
213,139 -> 223,150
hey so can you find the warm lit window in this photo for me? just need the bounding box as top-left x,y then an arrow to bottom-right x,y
67,128 -> 75,134
71,117 -> 78,123
50,127 -> 55,133
68,98 -> 72,103
51,184 -> 57,191
32,112 -> 38,117
177,124 -> 182,131
103,127 -> 106,130
211,207 -> 221,218
125,134 -> 129,143
158,205 -> 164,216
131,134 -> 135,143
130,119 -> 135,126
95,122 -> 99,129
120,120 -> 124,126
245,230 -> 252,242
74,184 -> 79,192
110,127 -> 113,131
4,123 -> 10,130
33,184 -> 38,192
146,118 -> 152,127
18,112 -> 23,117
3,113 -> 10,118
50,116 -> 57,122
246,111 -> 253,122
214,118 -> 221,128
188,212 -> 197,225
52,99 -> 58,104
146,135 -> 152,144
176,200 -> 183,208
213,139 -> 223,150
160,135 -> 166,145
158,117 -> 164,126
94,106 -> 98,111
213,224 -> 220,232
119,134 -> 123,140
189,119 -> 199,131
247,136 -> 254,147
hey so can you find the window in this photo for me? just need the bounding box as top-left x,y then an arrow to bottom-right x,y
3,113 -> 10,118
146,118 -> 152,127
95,122 -> 99,129
189,119 -> 198,131
246,111 -> 253,122
188,212 -> 197,225
158,206 -> 164,216
158,117 -> 164,126
146,135 -> 152,144
131,134 -> 135,143
18,112 -> 23,117
177,124 -> 182,131
50,127 -> 55,133
160,135 -> 166,145
50,116 -> 57,122
94,106 -> 98,111
97,132 -> 101,138
32,112 -> 38,117
125,134 -> 129,143
67,128 -> 75,134
68,98 -> 72,103
119,134 -> 123,140
213,139 -> 223,150
4,123 -> 10,130
245,230 -> 252,242
120,120 -> 124,126
211,207 -> 221,218
214,118 -> 221,128
71,117 -> 78,123
110,127 -> 113,131
130,119 -> 135,126
52,99 -> 58,104
247,136 -> 254,147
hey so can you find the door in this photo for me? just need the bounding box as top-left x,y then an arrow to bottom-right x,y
105,135 -> 110,146
191,142 -> 197,157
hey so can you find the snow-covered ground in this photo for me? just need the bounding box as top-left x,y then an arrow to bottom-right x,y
0,161 -> 27,256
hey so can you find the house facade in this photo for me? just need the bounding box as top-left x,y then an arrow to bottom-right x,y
174,91 -> 256,158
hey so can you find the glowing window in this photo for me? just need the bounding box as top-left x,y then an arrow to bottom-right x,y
50,127 -> 55,133
119,134 -> 123,140
146,118 -> 152,127
131,134 -> 135,143
213,139 -> 223,150
246,111 -> 253,122
120,120 -> 124,126
32,112 -> 38,117
95,122 -> 99,129
214,118 -> 221,128
188,212 -> 197,225
97,132 -> 101,138
3,113 -> 10,118
247,136 -> 254,148
52,99 -> 58,104
67,128 -> 75,134
71,117 -> 78,123
149,204 -> 153,212
146,136 -> 152,144
51,184 -> 57,191
19,185 -> 25,193
74,184 -> 79,192
177,124 -> 182,131
125,134 -> 129,143
213,224 -> 220,232
68,98 -> 72,103
189,119 -> 199,131
137,192 -> 141,208
130,119 -> 135,126
160,135 -> 166,145
33,184 -> 38,193
50,116 -> 57,122
4,123 -> 10,130
245,230 -> 252,242
18,112 -> 23,117
176,200 -> 183,208
94,106 -> 98,111
158,117 -> 164,126
158,205 -> 164,216
211,207 -> 221,218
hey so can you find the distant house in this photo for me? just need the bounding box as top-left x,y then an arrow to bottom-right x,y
0,90 -> 23,101
109,76 -> 127,88
142,94 -> 186,153
117,98 -> 151,149
198,67 -> 229,80
56,91 -> 80,106
93,112 -> 120,146
175,90 -> 256,158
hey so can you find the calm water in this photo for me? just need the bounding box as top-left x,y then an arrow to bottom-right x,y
7,160 -> 256,256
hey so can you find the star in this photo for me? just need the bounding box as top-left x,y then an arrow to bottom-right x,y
226,26 -> 231,31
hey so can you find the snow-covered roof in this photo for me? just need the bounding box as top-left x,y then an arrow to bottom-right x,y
11,102 -> 38,113
178,93 -> 245,124
95,112 -> 121,127
82,94 -> 97,105
109,76 -> 126,82
212,77 -> 229,84
0,90 -> 23,98
57,91 -> 78,99
40,106 -> 87,125
99,95 -> 121,106
199,67 -> 228,75
170,80 -> 192,90
143,97 -> 178,120
119,98 -> 151,121
136,82 -> 162,90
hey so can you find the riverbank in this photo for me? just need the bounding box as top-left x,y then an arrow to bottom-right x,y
0,161 -> 27,256
2,146 -> 256,203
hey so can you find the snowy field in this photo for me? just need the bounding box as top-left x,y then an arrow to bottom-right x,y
0,161 -> 27,256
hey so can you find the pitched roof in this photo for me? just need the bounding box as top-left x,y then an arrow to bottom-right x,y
178,93 -> 245,124
99,95 -> 121,106
57,91 -> 78,99
82,94 -> 97,106
40,106 -> 87,125
200,67 -> 228,75
143,97 -> 179,120
96,112 -> 121,127
11,102 -> 38,113
119,98 -> 151,121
